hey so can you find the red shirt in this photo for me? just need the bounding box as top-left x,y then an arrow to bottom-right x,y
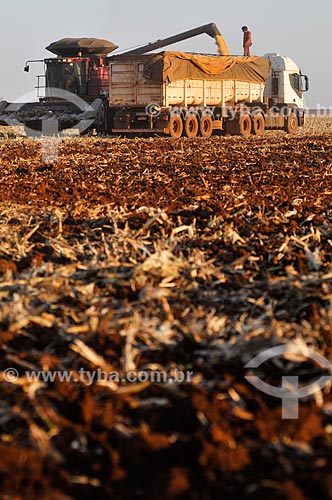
243,31 -> 252,47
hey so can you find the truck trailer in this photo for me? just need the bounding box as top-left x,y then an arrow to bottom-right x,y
109,51 -> 308,137
0,23 -> 309,137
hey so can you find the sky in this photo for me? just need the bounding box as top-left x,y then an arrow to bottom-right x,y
1,0 -> 331,108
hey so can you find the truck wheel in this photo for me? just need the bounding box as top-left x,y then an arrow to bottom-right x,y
252,113 -> 265,136
239,114 -> 252,137
169,114 -> 183,139
199,115 -> 213,138
185,115 -> 199,138
285,112 -> 298,134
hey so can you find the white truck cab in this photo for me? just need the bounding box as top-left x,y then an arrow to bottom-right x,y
263,53 -> 309,109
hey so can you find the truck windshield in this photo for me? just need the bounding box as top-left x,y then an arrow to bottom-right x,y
45,59 -> 88,97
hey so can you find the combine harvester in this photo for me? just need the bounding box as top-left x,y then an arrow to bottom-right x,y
0,23 -> 309,137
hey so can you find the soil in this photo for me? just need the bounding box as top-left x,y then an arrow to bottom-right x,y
0,132 -> 331,500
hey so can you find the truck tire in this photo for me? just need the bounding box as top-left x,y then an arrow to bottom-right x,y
169,114 -> 183,139
285,112 -> 298,134
184,115 -> 199,138
252,113 -> 265,136
199,115 -> 213,138
239,114 -> 252,137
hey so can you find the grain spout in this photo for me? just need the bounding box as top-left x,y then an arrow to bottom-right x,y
215,34 -> 230,56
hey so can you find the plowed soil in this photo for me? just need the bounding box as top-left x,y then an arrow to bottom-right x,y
0,126 -> 332,499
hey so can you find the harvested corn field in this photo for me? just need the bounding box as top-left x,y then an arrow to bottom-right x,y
0,120 -> 332,499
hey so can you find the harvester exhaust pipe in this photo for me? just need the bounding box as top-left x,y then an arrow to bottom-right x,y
121,23 -> 230,56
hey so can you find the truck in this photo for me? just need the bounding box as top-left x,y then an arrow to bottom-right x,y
0,23 -> 309,137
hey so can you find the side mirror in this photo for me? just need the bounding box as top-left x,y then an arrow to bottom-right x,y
24,65 -> 30,72
304,75 -> 309,92
300,75 -> 309,92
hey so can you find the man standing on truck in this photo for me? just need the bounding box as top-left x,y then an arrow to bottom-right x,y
242,26 -> 252,56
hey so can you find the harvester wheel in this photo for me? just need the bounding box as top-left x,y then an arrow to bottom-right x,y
184,115 -> 199,138
285,112 -> 298,134
239,114 -> 252,137
252,113 -> 265,136
199,115 -> 213,138
169,114 -> 183,139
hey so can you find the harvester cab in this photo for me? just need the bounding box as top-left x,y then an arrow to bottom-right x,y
42,56 -> 109,99
42,38 -> 118,100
